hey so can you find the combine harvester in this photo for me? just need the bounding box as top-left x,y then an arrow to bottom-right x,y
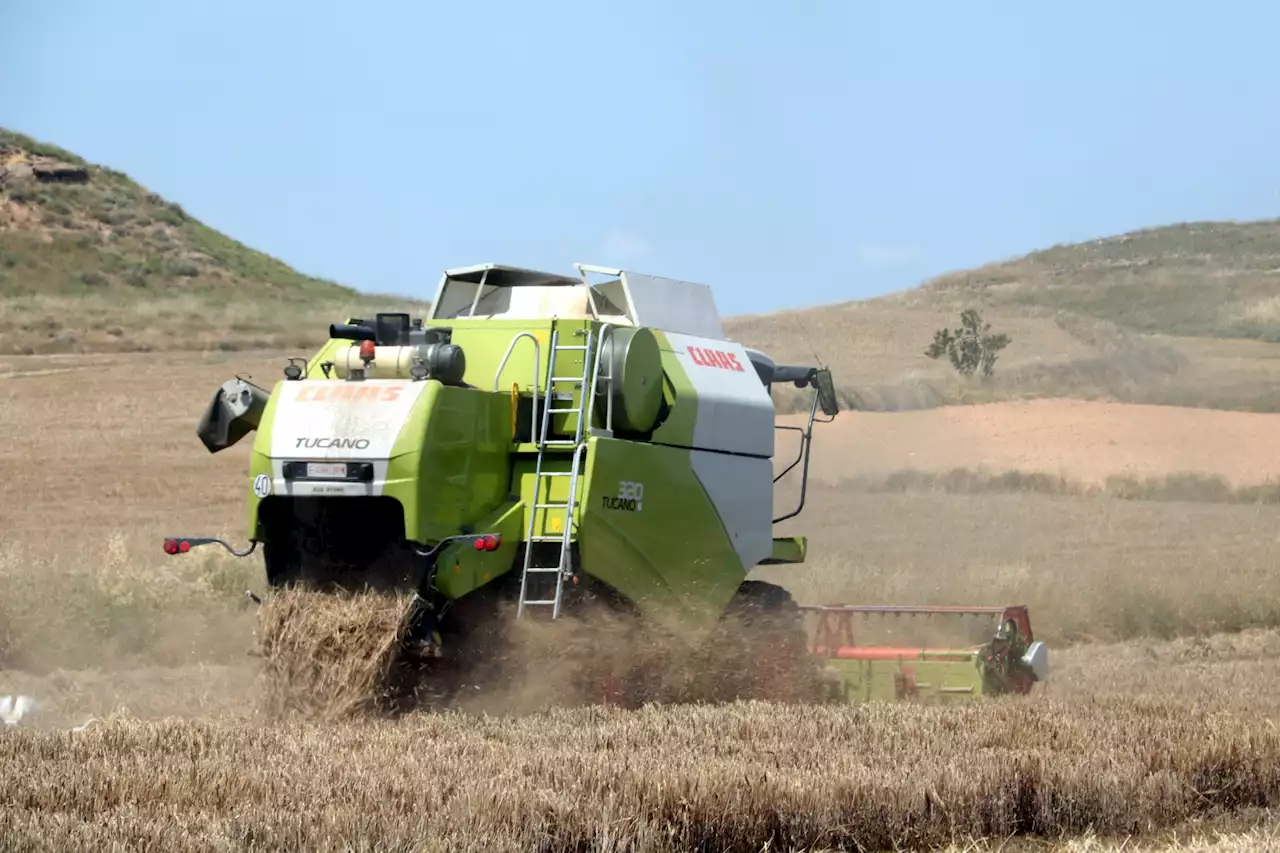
166,262 -> 1048,709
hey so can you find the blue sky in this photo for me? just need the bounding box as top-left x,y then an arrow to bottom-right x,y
5,1 -> 1280,316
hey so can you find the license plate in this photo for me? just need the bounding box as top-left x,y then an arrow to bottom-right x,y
306,462 -> 348,479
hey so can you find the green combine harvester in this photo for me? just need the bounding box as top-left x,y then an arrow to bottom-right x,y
166,262 -> 1048,707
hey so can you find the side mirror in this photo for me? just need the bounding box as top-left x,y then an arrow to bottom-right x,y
812,368 -> 839,417
770,363 -> 840,417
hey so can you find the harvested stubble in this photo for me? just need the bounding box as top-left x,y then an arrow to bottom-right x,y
2,698 -> 1279,852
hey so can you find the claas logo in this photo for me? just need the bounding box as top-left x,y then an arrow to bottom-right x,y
688,346 -> 745,372
294,384 -> 405,403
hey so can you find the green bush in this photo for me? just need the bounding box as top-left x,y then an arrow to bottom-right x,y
925,308 -> 1012,377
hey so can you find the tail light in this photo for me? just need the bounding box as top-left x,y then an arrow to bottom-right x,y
163,539 -> 193,554
160,536 -> 258,558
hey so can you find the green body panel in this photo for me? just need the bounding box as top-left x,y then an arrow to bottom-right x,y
576,436 -> 746,634
512,451 -> 580,544
384,383 -> 511,543
824,653 -> 988,702
764,536 -> 807,565
434,499 -> 525,599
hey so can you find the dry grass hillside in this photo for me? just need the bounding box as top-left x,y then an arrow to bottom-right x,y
738,219 -> 1280,415
0,128 -> 426,354
731,298 -> 1280,416
6,127 -> 1280,417
919,220 -> 1280,341
729,224 -> 1280,415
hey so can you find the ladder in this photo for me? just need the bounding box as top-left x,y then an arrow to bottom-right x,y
516,323 -> 594,618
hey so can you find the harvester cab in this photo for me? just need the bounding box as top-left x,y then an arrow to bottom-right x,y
164,261 -> 1046,708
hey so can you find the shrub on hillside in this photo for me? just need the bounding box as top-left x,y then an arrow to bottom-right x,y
925,308 -> 1011,377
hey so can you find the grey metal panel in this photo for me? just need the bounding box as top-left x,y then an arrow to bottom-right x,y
619,271 -> 725,339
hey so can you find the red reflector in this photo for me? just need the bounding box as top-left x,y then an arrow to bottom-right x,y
483,534 -> 500,551
473,537 -> 486,550
179,540 -> 191,553
359,340 -> 376,360
163,539 -> 177,554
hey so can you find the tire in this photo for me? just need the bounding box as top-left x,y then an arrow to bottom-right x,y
692,580 -> 823,704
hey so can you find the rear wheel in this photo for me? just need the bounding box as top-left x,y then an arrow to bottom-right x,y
691,580 -> 825,704
550,579 -> 828,708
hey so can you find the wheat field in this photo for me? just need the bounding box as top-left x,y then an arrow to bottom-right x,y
4,351 -> 1280,851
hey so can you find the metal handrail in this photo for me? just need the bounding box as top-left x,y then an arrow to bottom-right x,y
772,387 -> 821,523
492,332 -> 541,441
556,443 -> 588,581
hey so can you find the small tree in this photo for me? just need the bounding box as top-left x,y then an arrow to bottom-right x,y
925,309 -> 1011,378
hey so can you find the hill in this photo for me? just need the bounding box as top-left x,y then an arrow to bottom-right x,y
0,128 -> 425,354
731,222 -> 1280,415
6,127 -> 1280,414
917,219 -> 1280,340
730,293 -> 1280,416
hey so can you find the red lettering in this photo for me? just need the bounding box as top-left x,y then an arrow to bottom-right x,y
293,384 -> 407,402
687,346 -> 745,372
